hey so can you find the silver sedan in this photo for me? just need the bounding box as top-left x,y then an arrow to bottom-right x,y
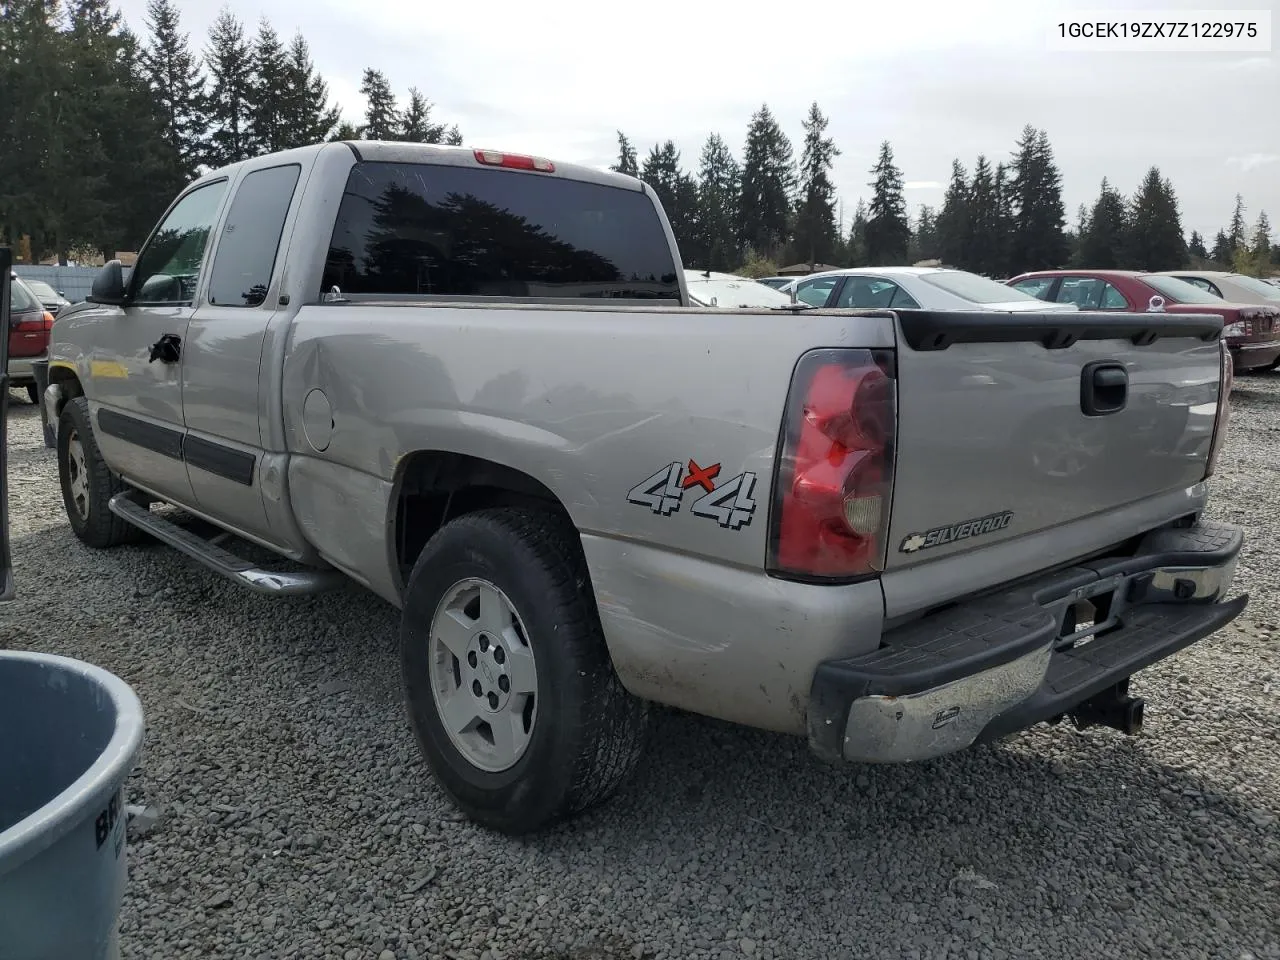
1150,269 -> 1280,307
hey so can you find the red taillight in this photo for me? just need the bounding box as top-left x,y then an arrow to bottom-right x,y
1205,340 -> 1232,480
12,311 -> 53,334
1238,309 -> 1276,335
473,149 -> 555,173
768,348 -> 897,580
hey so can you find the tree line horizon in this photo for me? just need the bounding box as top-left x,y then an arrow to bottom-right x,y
2,0 -> 1276,280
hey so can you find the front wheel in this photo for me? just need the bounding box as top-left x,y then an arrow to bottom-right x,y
26,383 -> 38,404
400,507 -> 649,835
57,397 -> 143,548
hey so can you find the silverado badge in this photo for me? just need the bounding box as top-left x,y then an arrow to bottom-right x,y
899,510 -> 1014,554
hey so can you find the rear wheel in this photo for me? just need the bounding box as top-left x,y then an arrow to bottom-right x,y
26,383 -> 38,404
400,507 -> 649,835
57,397 -> 143,548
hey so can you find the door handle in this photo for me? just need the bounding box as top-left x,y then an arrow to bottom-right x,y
148,334 -> 182,364
1080,361 -> 1128,416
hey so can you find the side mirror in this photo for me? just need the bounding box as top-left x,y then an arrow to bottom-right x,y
1147,295 -> 1166,313
87,260 -> 127,305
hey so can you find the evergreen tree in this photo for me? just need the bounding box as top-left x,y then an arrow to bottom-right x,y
141,0 -> 206,182
1210,229 -> 1233,265
848,200 -> 869,267
908,205 -> 938,263
1187,230 -> 1209,261
611,131 -> 638,177
792,102 -> 838,268
1252,211 -> 1272,265
1227,194 -> 1247,251
935,159 -> 970,269
966,156 -> 1005,277
400,88 -> 447,143
248,18 -> 287,154
45,0 -> 114,255
694,133 -> 740,271
641,140 -> 698,258
1127,167 -> 1185,270
444,125 -> 463,146
992,162 -> 1015,275
66,0 -> 174,256
359,68 -> 399,140
1066,203 -> 1089,266
280,34 -> 339,148
1079,178 -> 1127,268
203,8 -> 253,166
865,141 -> 910,266
1010,125 -> 1068,269
329,121 -> 360,142
0,0 -> 71,256
738,104 -> 794,258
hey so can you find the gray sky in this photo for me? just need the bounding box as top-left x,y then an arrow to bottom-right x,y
120,0 -> 1278,244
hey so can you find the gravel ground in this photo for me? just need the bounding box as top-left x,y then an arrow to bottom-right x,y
4,378 -> 1280,960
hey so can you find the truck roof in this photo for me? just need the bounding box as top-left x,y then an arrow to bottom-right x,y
192,141 -> 645,194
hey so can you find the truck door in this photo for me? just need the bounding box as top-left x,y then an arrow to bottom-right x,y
1,247 -> 14,601
88,179 -> 229,504
180,162 -> 303,543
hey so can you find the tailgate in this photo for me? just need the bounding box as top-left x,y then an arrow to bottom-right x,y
884,310 -> 1225,569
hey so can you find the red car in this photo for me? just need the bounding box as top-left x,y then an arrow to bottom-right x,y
7,273 -> 53,403
1006,270 -> 1280,372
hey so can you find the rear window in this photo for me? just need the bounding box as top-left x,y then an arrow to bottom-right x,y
23,279 -> 58,300
686,277 -> 792,308
321,161 -> 680,301
1227,274 -> 1280,302
9,278 -> 39,312
919,270 -> 1041,304
1142,275 -> 1224,304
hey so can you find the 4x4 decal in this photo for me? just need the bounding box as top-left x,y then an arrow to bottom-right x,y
627,458 -> 758,530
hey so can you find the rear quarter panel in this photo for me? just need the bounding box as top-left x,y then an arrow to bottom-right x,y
280,303 -> 897,731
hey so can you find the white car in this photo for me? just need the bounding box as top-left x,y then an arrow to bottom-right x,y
684,270 -> 795,308
779,267 -> 1078,312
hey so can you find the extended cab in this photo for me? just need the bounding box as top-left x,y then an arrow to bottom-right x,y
45,142 -> 1247,835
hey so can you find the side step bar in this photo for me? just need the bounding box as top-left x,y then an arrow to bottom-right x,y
108,493 -> 345,597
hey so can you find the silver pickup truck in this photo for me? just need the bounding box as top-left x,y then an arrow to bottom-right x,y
44,141 -> 1247,835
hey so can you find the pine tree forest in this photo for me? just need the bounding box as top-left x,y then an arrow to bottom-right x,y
2,0 -> 1276,277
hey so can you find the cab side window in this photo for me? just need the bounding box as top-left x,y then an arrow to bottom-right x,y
130,180 -> 229,306
207,165 -> 301,307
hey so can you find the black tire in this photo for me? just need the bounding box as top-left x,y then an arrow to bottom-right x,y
57,396 -> 143,548
26,383 -> 38,404
400,507 -> 649,835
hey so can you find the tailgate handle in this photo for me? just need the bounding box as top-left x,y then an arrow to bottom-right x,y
1081,361 -> 1127,416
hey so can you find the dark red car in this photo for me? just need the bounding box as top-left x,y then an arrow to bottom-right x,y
1006,270 -> 1280,372
7,273 -> 53,403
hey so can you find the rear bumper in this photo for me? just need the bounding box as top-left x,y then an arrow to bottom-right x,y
808,520 -> 1247,763
1229,339 -> 1280,370
6,354 -> 44,385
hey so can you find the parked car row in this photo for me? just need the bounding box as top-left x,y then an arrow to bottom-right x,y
735,265 -> 1280,374
1007,269 -> 1280,372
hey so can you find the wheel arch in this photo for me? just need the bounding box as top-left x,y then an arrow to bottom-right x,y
389,449 -> 584,600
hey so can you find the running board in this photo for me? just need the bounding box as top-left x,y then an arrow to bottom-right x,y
108,493 -> 345,596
